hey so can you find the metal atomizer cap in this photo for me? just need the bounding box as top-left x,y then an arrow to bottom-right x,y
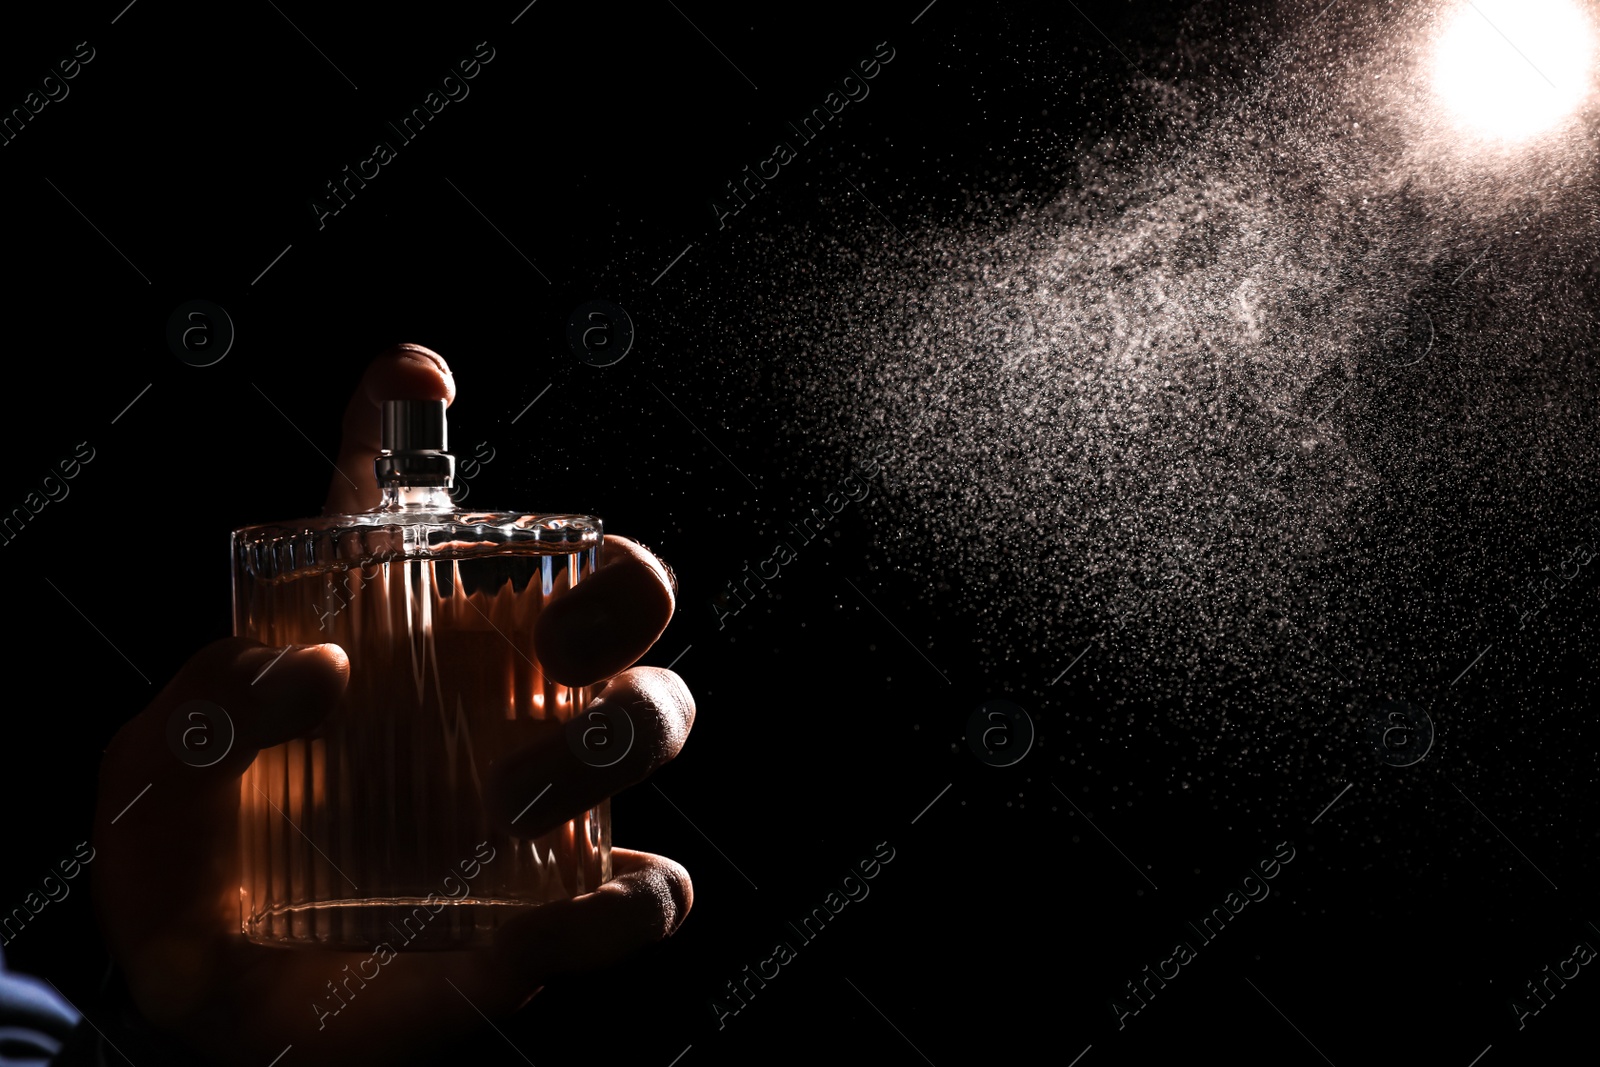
375,399 -> 456,487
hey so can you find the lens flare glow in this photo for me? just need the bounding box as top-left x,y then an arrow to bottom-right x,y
1432,0 -> 1597,141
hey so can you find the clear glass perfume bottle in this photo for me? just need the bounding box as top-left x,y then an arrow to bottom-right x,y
232,399 -> 607,949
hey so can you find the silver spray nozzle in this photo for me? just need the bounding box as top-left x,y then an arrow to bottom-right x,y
375,399 -> 455,487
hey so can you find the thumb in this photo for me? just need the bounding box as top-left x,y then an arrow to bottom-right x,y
93,639 -> 347,972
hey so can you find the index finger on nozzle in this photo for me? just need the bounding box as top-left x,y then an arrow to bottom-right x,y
324,344 -> 455,516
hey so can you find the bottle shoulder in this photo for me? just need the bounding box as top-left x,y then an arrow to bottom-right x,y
231,511 -> 602,579
234,509 -> 600,536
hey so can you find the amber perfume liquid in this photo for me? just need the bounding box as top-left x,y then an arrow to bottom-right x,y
233,399 -> 607,949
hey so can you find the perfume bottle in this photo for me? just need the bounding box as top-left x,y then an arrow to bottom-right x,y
232,399 -> 607,949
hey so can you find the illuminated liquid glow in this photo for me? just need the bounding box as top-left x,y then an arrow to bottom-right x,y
236,548 -> 609,949
1431,0 -> 1596,141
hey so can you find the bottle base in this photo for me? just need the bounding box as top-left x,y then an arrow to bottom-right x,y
243,897 -> 551,951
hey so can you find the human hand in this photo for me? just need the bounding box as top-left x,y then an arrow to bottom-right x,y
90,345 -> 694,1065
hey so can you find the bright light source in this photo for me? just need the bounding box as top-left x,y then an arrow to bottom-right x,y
1432,0 -> 1597,141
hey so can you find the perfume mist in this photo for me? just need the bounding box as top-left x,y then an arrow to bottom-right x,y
232,399 -> 607,949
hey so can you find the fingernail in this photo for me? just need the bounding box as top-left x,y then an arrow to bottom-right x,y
393,343 -> 452,378
488,699 -> 636,838
490,727 -> 575,834
536,560 -> 672,685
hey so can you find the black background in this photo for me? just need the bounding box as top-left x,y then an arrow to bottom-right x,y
2,0 -> 1597,1064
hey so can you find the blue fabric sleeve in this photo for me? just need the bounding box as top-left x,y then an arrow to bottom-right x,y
0,946 -> 79,1067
